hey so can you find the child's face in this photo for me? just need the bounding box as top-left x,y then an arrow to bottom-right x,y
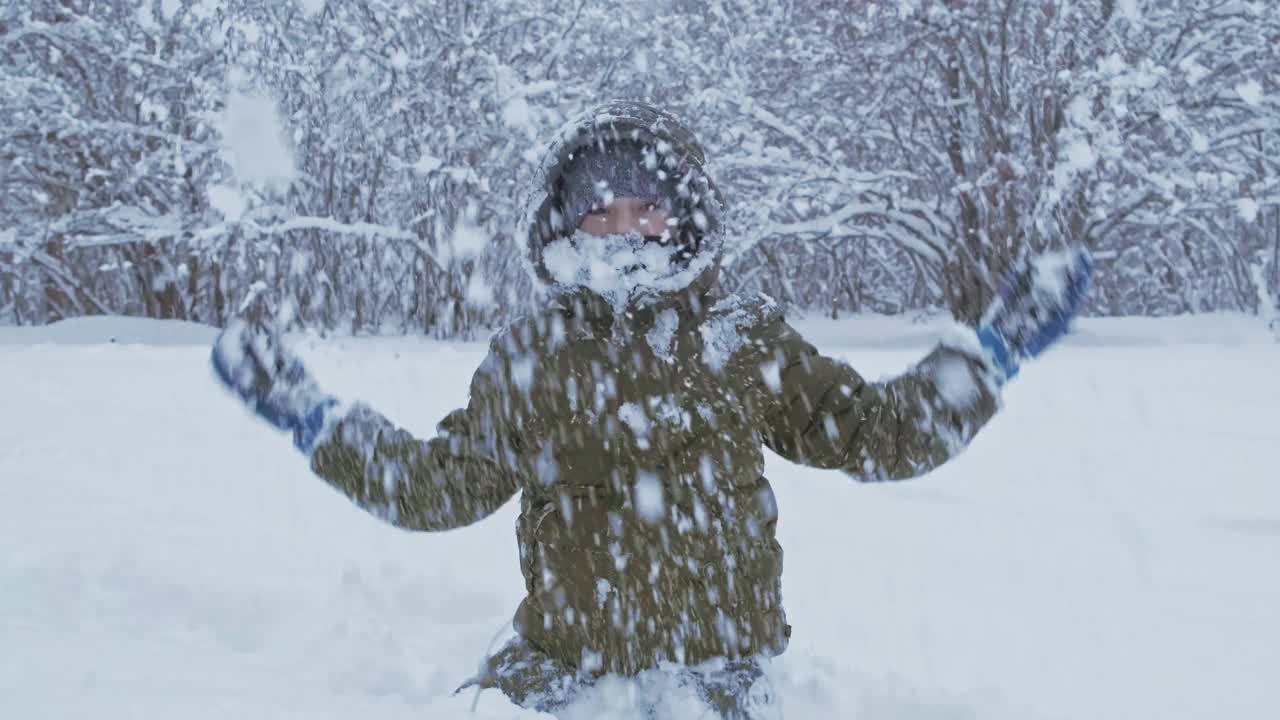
578,197 -> 671,239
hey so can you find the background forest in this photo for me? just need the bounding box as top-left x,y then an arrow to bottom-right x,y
3,0 -> 1277,337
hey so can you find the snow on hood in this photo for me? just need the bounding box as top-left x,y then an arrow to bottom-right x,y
521,100 -> 725,309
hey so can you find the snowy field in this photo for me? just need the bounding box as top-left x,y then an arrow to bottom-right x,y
2,314 -> 1278,719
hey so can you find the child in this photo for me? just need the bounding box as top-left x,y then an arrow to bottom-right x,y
212,101 -> 1089,719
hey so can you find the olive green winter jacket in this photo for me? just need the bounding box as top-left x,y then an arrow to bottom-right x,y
307,102 -> 1000,681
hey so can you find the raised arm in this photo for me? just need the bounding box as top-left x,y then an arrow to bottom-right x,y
210,320 -> 523,532
754,244 -> 1091,482
307,360 -> 523,531
757,319 -> 1000,481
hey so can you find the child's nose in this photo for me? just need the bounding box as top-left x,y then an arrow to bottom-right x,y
616,205 -> 638,232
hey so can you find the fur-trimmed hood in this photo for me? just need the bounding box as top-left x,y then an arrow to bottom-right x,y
522,100 -> 725,304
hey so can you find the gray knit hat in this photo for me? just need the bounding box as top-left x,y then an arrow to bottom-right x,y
558,140 -> 679,234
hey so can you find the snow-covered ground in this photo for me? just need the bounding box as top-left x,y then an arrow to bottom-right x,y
2,314 -> 1277,719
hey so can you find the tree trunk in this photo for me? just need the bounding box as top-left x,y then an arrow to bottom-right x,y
40,236 -> 79,321
1272,207 -> 1279,298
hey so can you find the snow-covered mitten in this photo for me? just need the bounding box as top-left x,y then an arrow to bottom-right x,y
210,319 -> 338,454
977,245 -> 1092,382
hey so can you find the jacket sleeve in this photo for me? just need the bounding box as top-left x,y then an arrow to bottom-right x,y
754,319 -> 1000,482
307,348 -> 525,531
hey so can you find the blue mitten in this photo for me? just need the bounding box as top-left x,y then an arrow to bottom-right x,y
977,245 -> 1092,382
210,319 -> 338,453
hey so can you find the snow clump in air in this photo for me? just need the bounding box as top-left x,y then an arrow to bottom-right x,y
618,402 -> 652,446
218,90 -> 297,189
632,471 -> 666,523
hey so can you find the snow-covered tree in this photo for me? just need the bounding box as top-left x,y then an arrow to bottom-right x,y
2,0 -> 1277,331
1,0 -> 226,322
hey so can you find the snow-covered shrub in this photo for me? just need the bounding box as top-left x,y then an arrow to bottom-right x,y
2,0 -> 1277,332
